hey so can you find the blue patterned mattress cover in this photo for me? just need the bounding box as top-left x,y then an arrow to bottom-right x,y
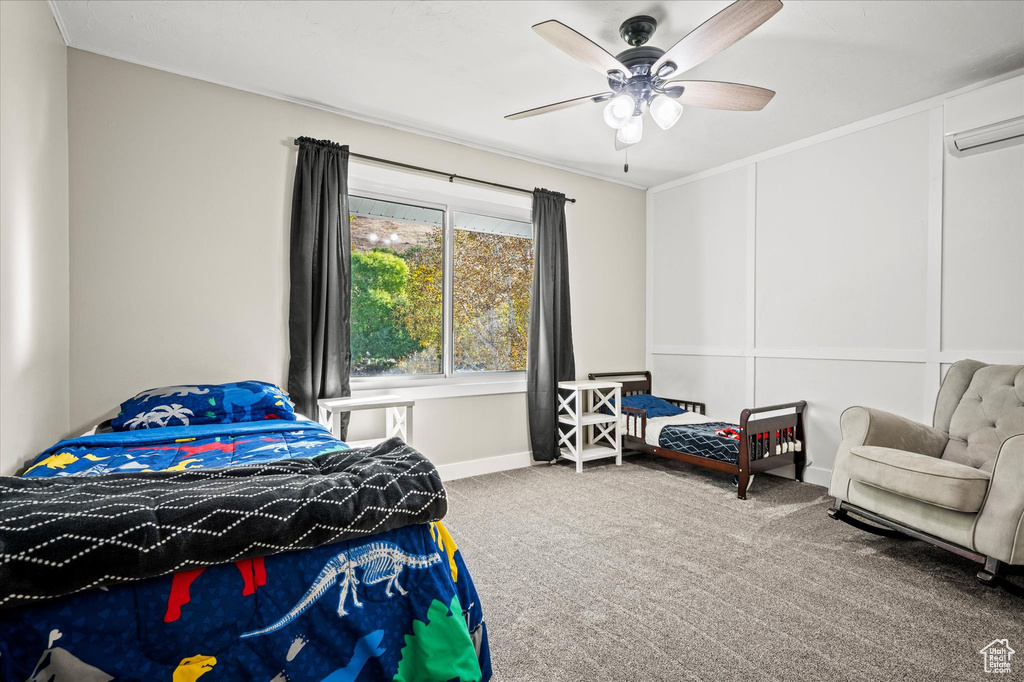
658,421 -> 742,464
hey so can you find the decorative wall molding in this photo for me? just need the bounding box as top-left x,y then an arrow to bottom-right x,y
649,346 -> 1024,366
46,1 -> 70,45
744,164 -> 757,407
649,68 -> 1024,194
645,188 -> 656,371
924,106 -> 946,415
648,75 -> 1024,487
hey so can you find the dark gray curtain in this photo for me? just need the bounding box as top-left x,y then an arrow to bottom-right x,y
287,137 -> 351,436
527,188 -> 576,462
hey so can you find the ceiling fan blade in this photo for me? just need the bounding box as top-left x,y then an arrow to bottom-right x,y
668,80 -> 775,111
533,20 -> 630,77
505,93 -> 610,120
652,0 -> 783,77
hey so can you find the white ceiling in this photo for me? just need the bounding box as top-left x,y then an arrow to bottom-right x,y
51,1 -> 1024,188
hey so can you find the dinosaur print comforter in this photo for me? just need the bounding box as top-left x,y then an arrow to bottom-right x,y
0,423 -> 491,682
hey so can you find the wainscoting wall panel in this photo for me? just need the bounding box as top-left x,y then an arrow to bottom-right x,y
650,168 -> 748,350
755,112 -> 930,352
755,358 -> 930,483
651,354 -> 747,423
941,142 -> 1024,352
647,73 -> 1024,488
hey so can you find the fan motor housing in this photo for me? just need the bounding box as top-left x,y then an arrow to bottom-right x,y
619,15 -> 658,47
614,46 -> 666,75
615,15 -> 666,80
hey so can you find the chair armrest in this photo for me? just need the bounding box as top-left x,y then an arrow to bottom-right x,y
622,407 -> 647,439
830,407 -> 948,502
840,407 -> 948,457
975,435 -> 1024,565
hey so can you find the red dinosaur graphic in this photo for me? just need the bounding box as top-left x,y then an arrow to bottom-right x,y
164,557 -> 267,623
129,441 -> 242,460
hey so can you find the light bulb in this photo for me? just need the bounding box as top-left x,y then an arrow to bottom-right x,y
390,233 -> 399,242
368,233 -> 378,242
603,94 -> 634,129
650,96 -> 683,130
616,114 -> 643,145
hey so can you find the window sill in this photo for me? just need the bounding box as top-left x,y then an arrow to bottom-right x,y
349,376 -> 527,401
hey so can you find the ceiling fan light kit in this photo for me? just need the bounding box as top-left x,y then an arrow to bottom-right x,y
506,0 -> 783,158
603,94 -> 635,129
617,115 -> 644,145
650,96 -> 684,131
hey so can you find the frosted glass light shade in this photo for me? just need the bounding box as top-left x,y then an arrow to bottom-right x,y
603,95 -> 634,129
650,96 -> 683,130
616,115 -> 643,145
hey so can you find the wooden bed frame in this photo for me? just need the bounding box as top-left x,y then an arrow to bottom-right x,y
588,371 -> 807,500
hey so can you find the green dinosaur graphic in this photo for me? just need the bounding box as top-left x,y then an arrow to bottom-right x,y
393,595 -> 482,682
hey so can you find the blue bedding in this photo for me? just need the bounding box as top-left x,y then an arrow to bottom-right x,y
20,420 -> 346,477
659,421 -> 742,464
111,381 -> 298,430
2,422 -> 491,681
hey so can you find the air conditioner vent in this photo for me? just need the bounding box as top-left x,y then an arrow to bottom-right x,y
945,115 -> 1024,157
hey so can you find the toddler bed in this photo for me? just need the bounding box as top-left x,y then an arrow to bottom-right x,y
589,371 -> 806,499
0,381 -> 491,682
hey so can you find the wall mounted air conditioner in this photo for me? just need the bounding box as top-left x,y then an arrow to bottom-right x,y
945,115 -> 1024,157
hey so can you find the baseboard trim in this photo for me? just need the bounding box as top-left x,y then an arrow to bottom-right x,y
436,450 -> 833,488
762,463 -> 830,489
803,465 -> 832,488
435,450 -> 534,481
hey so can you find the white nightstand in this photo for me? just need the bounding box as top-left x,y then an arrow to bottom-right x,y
557,380 -> 622,473
317,395 -> 414,447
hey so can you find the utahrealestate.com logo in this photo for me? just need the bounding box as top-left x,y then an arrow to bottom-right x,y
979,639 -> 1015,674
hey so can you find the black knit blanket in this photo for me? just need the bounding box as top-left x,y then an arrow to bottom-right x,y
0,438 -> 446,609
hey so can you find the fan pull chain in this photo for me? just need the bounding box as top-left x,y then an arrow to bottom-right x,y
624,148 -> 629,174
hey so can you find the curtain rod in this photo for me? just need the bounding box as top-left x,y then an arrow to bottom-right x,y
292,140 -> 576,204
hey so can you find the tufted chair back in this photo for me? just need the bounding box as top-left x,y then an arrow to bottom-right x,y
936,361 -> 1024,472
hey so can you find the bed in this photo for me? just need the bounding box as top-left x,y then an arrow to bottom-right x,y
0,381 -> 491,682
589,371 -> 807,500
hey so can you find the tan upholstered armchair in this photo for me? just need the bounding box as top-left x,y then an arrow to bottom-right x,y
829,359 -> 1024,585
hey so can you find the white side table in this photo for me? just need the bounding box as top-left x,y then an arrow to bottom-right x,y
317,395 -> 415,447
557,380 -> 622,473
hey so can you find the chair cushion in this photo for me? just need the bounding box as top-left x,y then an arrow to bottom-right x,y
848,445 -> 991,513
942,365 -> 1024,470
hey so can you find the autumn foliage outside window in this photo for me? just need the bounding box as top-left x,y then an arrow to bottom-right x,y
350,196 -> 533,377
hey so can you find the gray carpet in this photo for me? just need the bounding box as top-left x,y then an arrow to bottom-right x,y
443,455 -> 1024,682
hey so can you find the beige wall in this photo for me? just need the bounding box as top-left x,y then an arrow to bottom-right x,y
0,2 -> 70,476
67,50 -> 646,466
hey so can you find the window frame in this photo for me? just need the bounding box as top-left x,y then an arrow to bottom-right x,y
347,186 -> 533,394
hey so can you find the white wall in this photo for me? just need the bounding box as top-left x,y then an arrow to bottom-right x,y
0,2 -> 70,476
942,77 -> 1024,354
647,73 -> 1024,488
66,50 -> 646,470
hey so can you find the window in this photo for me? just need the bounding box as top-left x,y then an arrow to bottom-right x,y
350,194 -> 532,379
452,211 -> 533,373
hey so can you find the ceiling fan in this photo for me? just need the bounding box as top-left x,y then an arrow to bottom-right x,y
506,0 -> 782,151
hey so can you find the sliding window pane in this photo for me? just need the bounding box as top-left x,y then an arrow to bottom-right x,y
349,196 -> 444,376
452,211 -> 533,373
